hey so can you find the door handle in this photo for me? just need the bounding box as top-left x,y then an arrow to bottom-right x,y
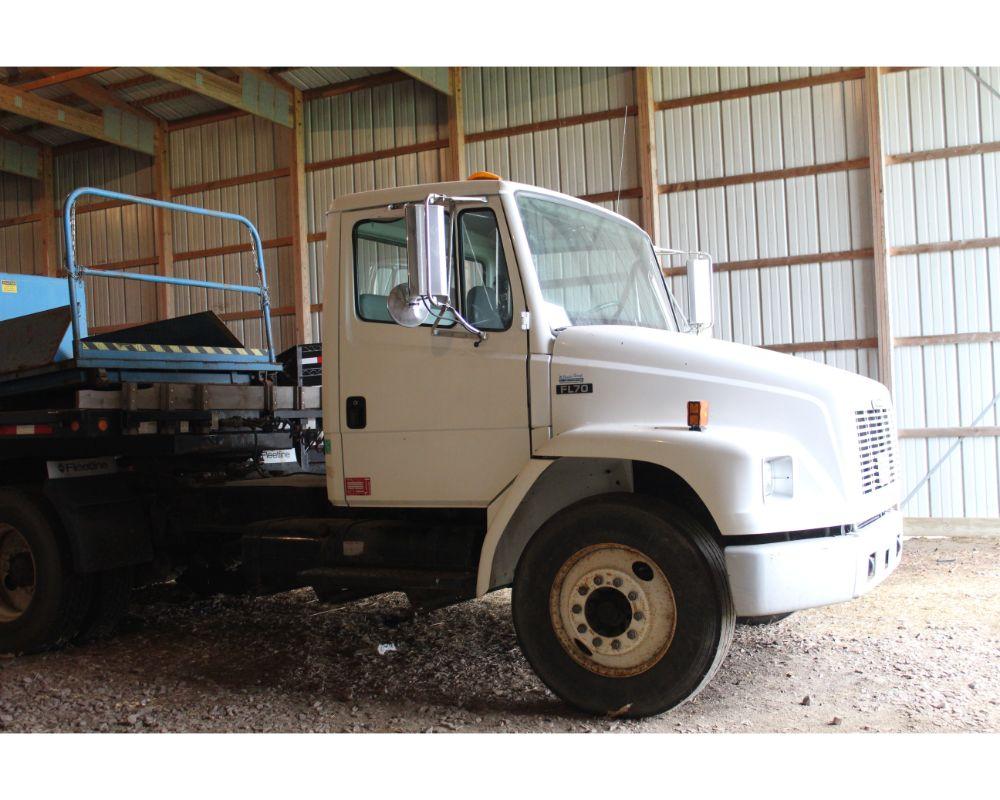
346,396 -> 366,429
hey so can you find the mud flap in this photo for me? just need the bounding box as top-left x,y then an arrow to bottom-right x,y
43,476 -> 153,573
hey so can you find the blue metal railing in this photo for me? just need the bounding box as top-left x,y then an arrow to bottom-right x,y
62,187 -> 275,363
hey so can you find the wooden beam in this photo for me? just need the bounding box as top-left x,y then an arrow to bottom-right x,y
305,138 -> 448,173
885,139 -> 1000,165
174,236 -> 293,263
466,106 -> 637,144
0,81 -> 155,154
15,68 -> 110,92
889,235 -> 1000,257
303,70 -> 409,102
659,157 -> 870,194
578,187 -> 643,205
396,67 -> 451,96
37,68 -> 160,124
0,127 -> 43,179
141,68 -> 293,128
287,88 -> 313,344
34,147 -> 56,276
655,68 -> 866,112
171,167 -> 291,198
446,68 -> 466,181
763,337 -> 878,354
661,247 -> 875,276
152,126 -> 174,319
895,331 -> 1000,347
634,67 -> 660,244
865,67 -> 894,393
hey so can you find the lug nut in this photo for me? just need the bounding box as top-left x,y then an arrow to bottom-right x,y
612,577 -> 623,587
611,639 -> 621,650
578,586 -> 588,596
634,611 -> 644,621
593,637 -> 603,647
577,624 -> 587,633
593,576 -> 603,586
627,630 -> 638,640
571,604 -> 582,614
627,591 -> 638,601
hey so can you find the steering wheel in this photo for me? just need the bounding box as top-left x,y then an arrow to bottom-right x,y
584,299 -> 625,321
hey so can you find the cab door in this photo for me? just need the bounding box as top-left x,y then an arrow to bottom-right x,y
338,198 -> 530,507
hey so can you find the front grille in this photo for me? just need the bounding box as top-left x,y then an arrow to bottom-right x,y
855,406 -> 897,495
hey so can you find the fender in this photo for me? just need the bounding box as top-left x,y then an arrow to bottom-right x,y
476,423 -> 849,596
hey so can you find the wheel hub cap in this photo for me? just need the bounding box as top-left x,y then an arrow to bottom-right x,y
550,543 -> 676,678
0,524 -> 35,622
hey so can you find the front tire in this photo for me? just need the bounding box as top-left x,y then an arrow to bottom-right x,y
513,493 -> 735,717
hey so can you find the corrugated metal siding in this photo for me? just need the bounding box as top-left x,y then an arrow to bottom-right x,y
654,69 -> 877,379
170,114 -> 291,350
463,67 -> 639,223
304,77 -> 447,334
53,145 -> 157,330
0,173 -> 40,275
883,66 -> 1000,518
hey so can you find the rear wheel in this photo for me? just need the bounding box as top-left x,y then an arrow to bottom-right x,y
0,488 -> 92,654
513,493 -> 735,717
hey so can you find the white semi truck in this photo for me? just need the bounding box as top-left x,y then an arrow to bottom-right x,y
0,178 -> 901,717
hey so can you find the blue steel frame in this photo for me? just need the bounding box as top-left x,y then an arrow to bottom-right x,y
62,187 -> 277,365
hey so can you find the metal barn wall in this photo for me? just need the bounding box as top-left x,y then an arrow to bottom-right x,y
52,146 -> 158,333
169,115 -> 294,351
304,76 -> 448,335
462,67 -> 641,226
881,67 -> 1000,518
0,173 -> 39,274
650,67 -> 878,379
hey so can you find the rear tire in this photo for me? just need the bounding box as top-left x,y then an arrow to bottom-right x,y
0,488 -> 92,654
512,493 -> 735,718
74,567 -> 132,643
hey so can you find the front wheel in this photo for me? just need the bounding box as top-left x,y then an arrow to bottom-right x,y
513,494 -> 735,717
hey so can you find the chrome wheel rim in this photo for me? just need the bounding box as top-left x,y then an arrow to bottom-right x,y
549,543 -> 676,678
0,524 -> 36,623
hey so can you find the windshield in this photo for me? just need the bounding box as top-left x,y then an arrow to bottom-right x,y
515,193 -> 679,332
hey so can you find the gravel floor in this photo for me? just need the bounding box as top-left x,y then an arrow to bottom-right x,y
1,536 -> 997,733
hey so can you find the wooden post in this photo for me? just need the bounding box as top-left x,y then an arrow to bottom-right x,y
634,67 -> 660,245
152,125 -> 175,320
35,146 -> 56,276
864,67 -> 894,393
288,88 -> 314,344
447,68 -> 466,181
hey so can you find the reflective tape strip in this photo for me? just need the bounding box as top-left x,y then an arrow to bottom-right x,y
81,342 -> 265,357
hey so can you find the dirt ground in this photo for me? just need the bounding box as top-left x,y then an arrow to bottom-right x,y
1,536 -> 997,733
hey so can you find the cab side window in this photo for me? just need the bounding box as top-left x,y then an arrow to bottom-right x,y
353,209 -> 511,330
352,218 -> 408,323
458,208 -> 513,331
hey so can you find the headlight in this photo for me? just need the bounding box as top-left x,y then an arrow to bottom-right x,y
763,456 -> 794,498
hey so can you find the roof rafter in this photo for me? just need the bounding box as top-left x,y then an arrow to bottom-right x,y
0,81 -> 156,155
395,67 -> 452,95
140,67 -> 293,127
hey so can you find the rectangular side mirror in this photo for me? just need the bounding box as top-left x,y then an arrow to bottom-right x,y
685,254 -> 714,331
405,201 -> 450,304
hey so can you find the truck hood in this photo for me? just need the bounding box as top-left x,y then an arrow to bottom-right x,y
548,325 -> 895,512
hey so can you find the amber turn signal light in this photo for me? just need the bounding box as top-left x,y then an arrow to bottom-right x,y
687,401 -> 708,431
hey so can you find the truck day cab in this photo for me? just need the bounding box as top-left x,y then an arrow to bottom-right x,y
0,178 -> 902,717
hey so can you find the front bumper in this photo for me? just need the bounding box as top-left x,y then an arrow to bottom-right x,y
723,509 -> 903,617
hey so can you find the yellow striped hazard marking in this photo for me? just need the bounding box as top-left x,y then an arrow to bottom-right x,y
82,342 -> 265,356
